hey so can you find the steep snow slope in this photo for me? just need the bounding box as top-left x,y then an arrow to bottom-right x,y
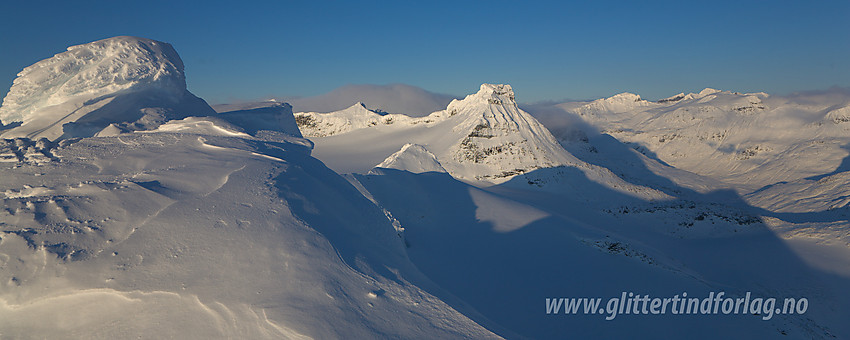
0,36 -> 214,140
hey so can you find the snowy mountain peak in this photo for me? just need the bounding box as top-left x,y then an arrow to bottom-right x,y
1,36 -> 185,125
573,92 -> 655,116
446,84 -> 516,113
0,36 -> 214,140
608,92 -> 644,103
374,143 -> 447,174
319,101 -> 381,118
698,88 -> 721,96
295,83 -> 579,182
294,100 -> 408,137
477,83 -> 515,101
658,93 -> 686,103
346,101 -> 372,113
444,84 -> 539,134
434,84 -> 583,182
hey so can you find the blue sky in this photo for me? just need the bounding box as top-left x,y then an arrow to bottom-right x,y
1,0 -> 847,103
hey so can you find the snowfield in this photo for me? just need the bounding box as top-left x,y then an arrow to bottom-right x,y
1,36 -> 849,339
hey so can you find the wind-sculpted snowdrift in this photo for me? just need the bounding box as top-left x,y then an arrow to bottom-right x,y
0,36 -> 215,140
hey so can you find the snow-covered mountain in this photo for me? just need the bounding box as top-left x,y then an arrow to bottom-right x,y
296,84 -> 670,204
299,84 -> 850,338
2,36 -> 850,339
551,88 -> 850,190
374,143 -> 446,174
295,84 -> 579,181
530,88 -> 850,224
437,84 -> 576,181
0,36 -> 214,140
295,101 -> 416,137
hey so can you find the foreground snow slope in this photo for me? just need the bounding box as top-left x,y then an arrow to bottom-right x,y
0,36 -> 501,339
0,36 -> 214,140
0,120 -> 500,339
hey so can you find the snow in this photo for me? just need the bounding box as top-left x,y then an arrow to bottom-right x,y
698,87 -> 721,96
0,127 -> 500,339
294,102 -> 413,137
0,37 -> 500,339
0,289 -> 312,339
2,35 -> 850,339
0,36 -> 214,140
569,92 -> 657,116
302,84 -> 850,337
825,105 -> 850,124
374,143 -> 446,174
214,102 -> 301,137
745,171 -> 850,213
348,166 -> 850,338
144,117 -> 251,137
548,88 -> 849,190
